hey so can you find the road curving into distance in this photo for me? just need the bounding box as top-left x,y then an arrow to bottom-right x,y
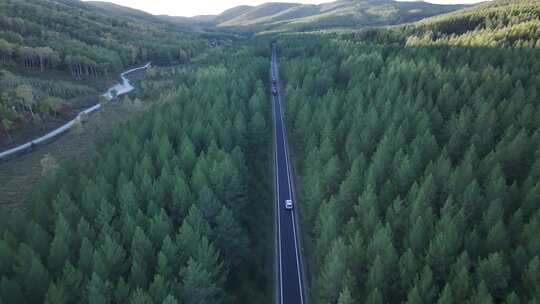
0,62 -> 151,160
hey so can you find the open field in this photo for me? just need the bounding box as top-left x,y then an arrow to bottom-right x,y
0,96 -> 149,209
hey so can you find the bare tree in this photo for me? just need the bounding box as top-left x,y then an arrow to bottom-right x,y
40,153 -> 59,176
15,84 -> 36,119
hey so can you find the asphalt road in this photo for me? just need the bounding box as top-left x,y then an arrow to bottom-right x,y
271,46 -> 305,304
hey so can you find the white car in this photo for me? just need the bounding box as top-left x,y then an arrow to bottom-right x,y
285,199 -> 293,210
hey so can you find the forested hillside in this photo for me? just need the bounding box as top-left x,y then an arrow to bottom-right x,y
0,0 -> 205,73
277,1 -> 540,302
0,44 -> 273,303
2,0 -> 540,303
0,0 -> 208,137
355,0 -> 540,48
196,0 -> 466,33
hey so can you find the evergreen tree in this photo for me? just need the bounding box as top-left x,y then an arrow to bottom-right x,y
26,255 -> 50,303
477,253 -> 510,300
162,295 -> 179,304
319,238 -> 347,303
337,285 -> 354,304
436,284 -> 453,304
87,273 -> 109,304
366,288 -> 383,304
130,288 -> 153,304
182,259 -> 224,304
523,256 -> 540,300
45,281 -> 66,304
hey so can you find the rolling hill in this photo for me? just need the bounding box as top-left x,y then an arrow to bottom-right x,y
194,0 -> 469,32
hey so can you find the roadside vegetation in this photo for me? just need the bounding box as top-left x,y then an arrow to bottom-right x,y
277,1 -> 540,302
0,70 -> 101,141
0,0 -> 208,137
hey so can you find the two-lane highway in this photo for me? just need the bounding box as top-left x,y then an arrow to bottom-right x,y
271,45 -> 305,304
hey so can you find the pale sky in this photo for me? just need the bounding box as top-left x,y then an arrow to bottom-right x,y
83,0 -> 486,17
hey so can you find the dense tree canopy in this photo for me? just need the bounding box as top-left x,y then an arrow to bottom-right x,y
1,0 -> 540,303
0,0 -> 207,74
0,44 -> 272,303
354,0 -> 540,49
276,4 -> 540,302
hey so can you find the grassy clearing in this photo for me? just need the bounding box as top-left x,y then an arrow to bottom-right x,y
0,96 -> 150,209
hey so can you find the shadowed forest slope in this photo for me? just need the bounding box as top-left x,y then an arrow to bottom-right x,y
0,44 -> 273,304
276,1 -> 540,302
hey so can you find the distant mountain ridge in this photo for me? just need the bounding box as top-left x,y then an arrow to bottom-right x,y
181,0 -> 470,32
87,0 -> 471,33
